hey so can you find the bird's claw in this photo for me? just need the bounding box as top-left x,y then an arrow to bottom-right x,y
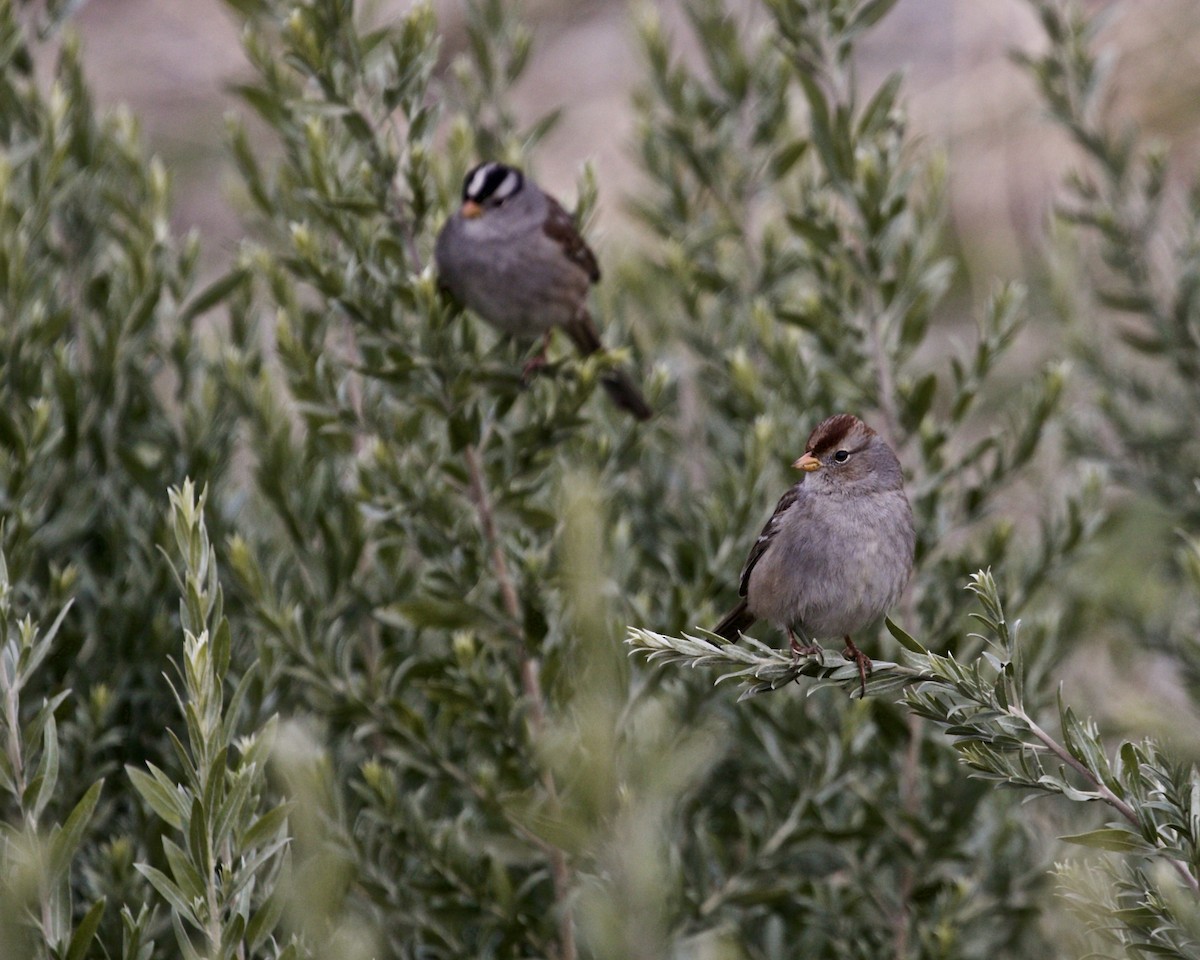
520,353 -> 548,383
841,636 -> 872,698
787,630 -> 822,659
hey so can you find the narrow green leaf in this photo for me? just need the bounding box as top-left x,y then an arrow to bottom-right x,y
246,889 -> 285,952
242,802 -> 292,849
221,667 -> 259,747
848,0 -> 901,35
797,72 -> 839,180
188,797 -> 211,879
138,864 -> 199,927
212,769 -> 254,851
901,373 -> 938,426
771,139 -> 808,178
885,617 -> 924,653
858,72 -> 902,136
128,765 -> 186,829
203,748 -> 228,829
30,712 -> 60,823
213,618 -> 232,684
389,597 -> 485,630
162,838 -> 206,903
1060,827 -> 1150,853
178,269 -> 250,325
48,780 -> 103,882
64,897 -> 106,960
172,908 -> 205,960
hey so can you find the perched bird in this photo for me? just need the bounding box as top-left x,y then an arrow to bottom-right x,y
434,162 -> 652,421
713,414 -> 915,695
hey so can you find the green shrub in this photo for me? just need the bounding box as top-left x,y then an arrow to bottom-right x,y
0,0 -> 1197,957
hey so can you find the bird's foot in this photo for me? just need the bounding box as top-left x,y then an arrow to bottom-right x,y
841,636 -> 872,698
788,630 -> 822,659
521,334 -> 553,383
521,353 -> 547,383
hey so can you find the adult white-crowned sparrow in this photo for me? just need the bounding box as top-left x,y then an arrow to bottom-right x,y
435,162 -> 652,421
714,414 -> 915,694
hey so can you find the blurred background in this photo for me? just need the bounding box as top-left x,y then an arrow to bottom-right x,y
67,0 -> 1200,289
60,0 -> 1200,735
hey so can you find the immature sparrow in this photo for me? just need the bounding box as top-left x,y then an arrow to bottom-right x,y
434,162 -> 652,421
713,414 -> 915,695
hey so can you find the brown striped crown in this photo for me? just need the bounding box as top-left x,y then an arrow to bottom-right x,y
804,414 -> 873,457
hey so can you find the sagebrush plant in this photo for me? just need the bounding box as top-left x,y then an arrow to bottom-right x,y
0,0 -> 1198,959
126,482 -> 294,960
1,3 -> 245,955
214,0 -> 1094,955
0,12 -> 242,762
1020,0 -> 1200,698
0,550 -> 103,959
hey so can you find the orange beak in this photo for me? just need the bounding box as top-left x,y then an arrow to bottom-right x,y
792,453 -> 821,472
461,200 -> 484,219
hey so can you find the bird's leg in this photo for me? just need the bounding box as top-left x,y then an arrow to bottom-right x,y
521,332 -> 553,382
788,628 -> 822,658
841,635 -> 871,697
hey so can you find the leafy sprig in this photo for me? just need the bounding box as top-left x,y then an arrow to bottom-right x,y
629,570 -> 1200,903
0,549 -> 104,958
127,483 -> 294,960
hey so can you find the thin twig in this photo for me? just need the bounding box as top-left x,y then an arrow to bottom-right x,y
464,444 -> 522,640
1020,710 -> 1200,894
3,679 -> 28,826
464,443 -> 577,960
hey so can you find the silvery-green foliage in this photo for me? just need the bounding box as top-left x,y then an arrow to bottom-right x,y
1,0 -> 1198,958
625,0 -> 1084,648
0,9 -> 246,956
125,482 -> 295,960
214,0 -> 1096,956
610,2 -> 1093,954
1019,0 -> 1200,690
0,548 -> 105,959
629,571 -> 1200,951
218,0 -> 621,954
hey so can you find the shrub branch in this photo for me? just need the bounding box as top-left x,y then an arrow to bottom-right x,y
464,443 -> 577,960
628,571 -> 1200,898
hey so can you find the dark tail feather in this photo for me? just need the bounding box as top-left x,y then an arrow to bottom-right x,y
565,313 -> 652,421
564,312 -> 603,355
600,370 -> 653,421
713,600 -> 755,641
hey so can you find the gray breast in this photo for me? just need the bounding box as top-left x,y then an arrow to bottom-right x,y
745,488 -> 913,638
435,193 -> 589,337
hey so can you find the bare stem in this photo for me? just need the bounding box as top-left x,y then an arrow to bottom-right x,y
464,444 -> 522,640
464,443 -> 577,960
3,678 -> 30,828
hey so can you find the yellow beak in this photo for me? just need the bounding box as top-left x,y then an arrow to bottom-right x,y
461,200 -> 484,219
792,453 -> 821,472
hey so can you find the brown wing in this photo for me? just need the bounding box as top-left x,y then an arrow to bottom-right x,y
543,196 -> 600,283
738,485 -> 801,597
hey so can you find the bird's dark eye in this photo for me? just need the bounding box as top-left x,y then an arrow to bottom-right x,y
833,450 -> 850,463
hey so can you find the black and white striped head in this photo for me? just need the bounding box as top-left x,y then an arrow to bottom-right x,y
459,162 -> 525,219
